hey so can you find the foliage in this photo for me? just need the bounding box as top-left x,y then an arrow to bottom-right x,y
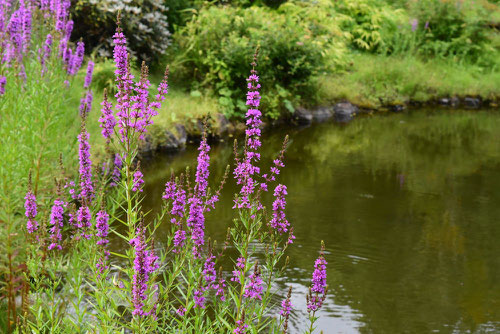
316,54 -> 500,109
72,0 -> 171,62
173,2 -> 346,118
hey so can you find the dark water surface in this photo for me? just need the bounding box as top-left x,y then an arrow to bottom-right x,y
143,109 -> 500,333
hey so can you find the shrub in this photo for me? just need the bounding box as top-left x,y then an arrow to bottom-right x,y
173,2 -> 346,118
72,0 -> 171,62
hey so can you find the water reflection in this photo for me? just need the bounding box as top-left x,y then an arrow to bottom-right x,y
142,109 -> 500,333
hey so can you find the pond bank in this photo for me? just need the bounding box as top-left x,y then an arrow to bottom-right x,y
138,97 -> 499,159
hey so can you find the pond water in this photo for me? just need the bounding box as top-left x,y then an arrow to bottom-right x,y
142,109 -> 500,333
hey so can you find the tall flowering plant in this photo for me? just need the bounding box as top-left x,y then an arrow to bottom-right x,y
17,18 -> 329,334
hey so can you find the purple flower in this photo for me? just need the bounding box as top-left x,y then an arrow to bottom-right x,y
231,257 -> 246,282
76,205 -> 92,239
307,251 -> 328,313
202,254 -> 216,286
173,229 -> 186,251
186,132 -> 211,256
234,319 -> 249,334
163,180 -> 176,201
96,210 -> 109,246
64,19 -> 73,41
0,76 -> 6,95
170,183 -> 186,226
193,288 -> 206,309
130,225 -> 159,316
424,21 -> 429,30
40,33 -> 52,74
176,306 -> 186,316
132,169 -> 144,192
411,18 -> 418,32
84,60 -> 94,89
24,190 -> 38,233
234,54 -> 262,209
79,90 -> 93,116
269,184 -> 292,239
112,24 -> 135,142
78,122 -> 93,203
21,3 -> 31,54
244,262 -> 263,300
48,198 -> 65,250
195,132 -> 210,198
68,41 -> 84,75
98,90 -> 116,143
214,271 -> 226,301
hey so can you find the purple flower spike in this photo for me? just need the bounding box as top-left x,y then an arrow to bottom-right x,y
99,90 -> 116,143
24,190 -> 38,233
234,50 -> 262,209
79,90 -> 93,116
231,257 -> 246,283
307,245 -> 328,313
84,61 -> 94,89
76,205 -> 92,239
78,121 -> 93,203
130,225 -> 159,316
132,169 -> 144,192
187,132 -> 211,256
96,210 -> 110,246
411,18 -> 418,32
269,184 -> 293,239
244,262 -> 263,300
48,198 -> 65,250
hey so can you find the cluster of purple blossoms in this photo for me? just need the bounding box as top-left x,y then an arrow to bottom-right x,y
3,2 -> 31,65
231,257 -> 246,283
132,169 -> 144,192
96,210 -> 110,247
269,184 -> 292,238
40,33 -> 52,74
176,306 -> 186,316
202,254 -> 216,286
84,60 -> 94,89
307,253 -> 328,313
76,205 -> 92,240
130,226 -> 159,316
98,22 -> 168,145
48,198 -> 65,250
186,133 -> 211,256
234,314 -> 249,334
99,90 -> 117,144
214,270 -> 226,302
193,287 -> 206,309
79,90 -> 93,116
243,263 -> 264,300
165,177 -> 187,251
78,123 -> 93,203
24,190 -> 38,233
233,56 -> 263,209
79,61 -> 94,116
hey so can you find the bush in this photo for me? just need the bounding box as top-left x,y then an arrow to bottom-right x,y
72,0 -> 171,62
173,1 -> 347,118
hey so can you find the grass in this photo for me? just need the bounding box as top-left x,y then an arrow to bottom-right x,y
316,54 -> 500,109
